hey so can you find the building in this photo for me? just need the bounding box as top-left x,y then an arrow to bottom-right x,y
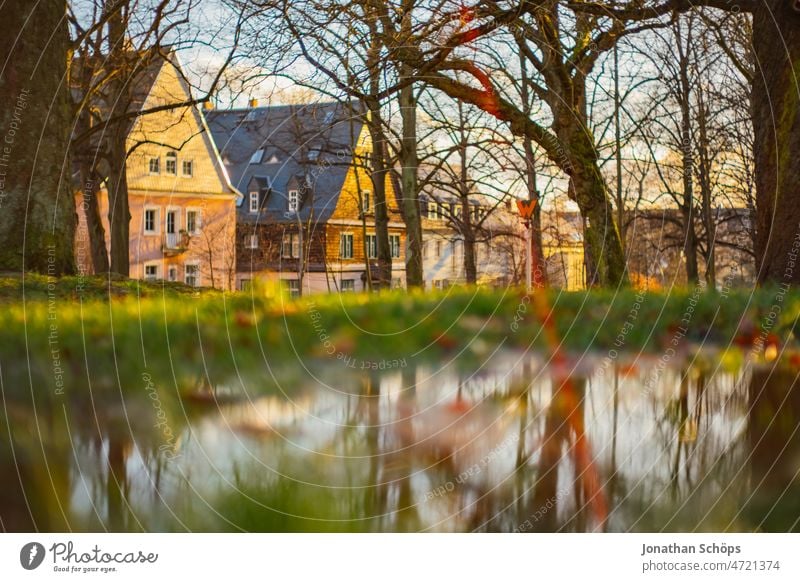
420,192 -> 523,289
75,55 -> 241,289
207,102 -> 407,294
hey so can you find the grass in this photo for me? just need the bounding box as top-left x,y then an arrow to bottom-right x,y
1,275 -> 799,403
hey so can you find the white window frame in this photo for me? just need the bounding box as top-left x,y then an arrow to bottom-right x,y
185,207 -> 201,235
288,189 -> 299,213
148,157 -> 160,175
390,234 -> 401,259
143,206 -> 160,235
165,206 -> 181,235
282,232 -> 299,258
143,262 -> 160,281
167,265 -> 178,282
284,278 -> 301,297
362,190 -> 371,213
165,152 -> 177,175
249,191 -> 260,213
339,233 -> 354,259
181,159 -> 194,177
184,261 -> 200,287
366,234 -> 377,259
246,233 -> 259,249
340,279 -> 355,293
427,202 -> 437,220
239,278 -> 252,291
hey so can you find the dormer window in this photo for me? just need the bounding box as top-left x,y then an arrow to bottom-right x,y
249,149 -> 265,164
165,152 -> 177,175
362,191 -> 371,213
288,189 -> 299,212
249,191 -> 259,213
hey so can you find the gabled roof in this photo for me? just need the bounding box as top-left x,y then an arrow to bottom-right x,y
207,101 -> 365,224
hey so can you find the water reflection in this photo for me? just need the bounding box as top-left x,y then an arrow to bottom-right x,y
1,354 -> 799,532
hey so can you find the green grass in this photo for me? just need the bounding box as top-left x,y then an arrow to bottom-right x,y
1,276 -> 799,403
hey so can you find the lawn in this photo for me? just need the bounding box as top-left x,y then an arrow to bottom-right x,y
1,275 -> 798,402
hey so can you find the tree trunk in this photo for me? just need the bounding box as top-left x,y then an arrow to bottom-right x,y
79,163 -> 110,273
366,102 -> 392,289
565,132 -> 627,288
106,136 -> 131,276
752,3 -> 800,284
398,64 -> 424,288
678,37 -> 700,285
0,0 -> 75,275
519,42 -> 546,288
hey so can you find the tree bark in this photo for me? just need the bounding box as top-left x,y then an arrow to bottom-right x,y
0,0 -> 76,275
752,3 -> 800,284
398,64 -> 424,288
366,100 -> 392,289
106,134 -> 131,276
78,162 -> 110,273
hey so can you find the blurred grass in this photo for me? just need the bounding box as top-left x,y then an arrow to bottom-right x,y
1,275 -> 800,402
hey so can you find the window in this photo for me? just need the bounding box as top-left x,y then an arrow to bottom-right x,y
246,234 -> 258,249
435,241 -> 441,258
390,234 -> 401,259
185,263 -> 199,287
144,263 -> 159,281
323,110 -> 334,124
366,234 -> 377,259
454,204 -> 463,219
166,210 -> 177,235
339,233 -> 354,259
148,157 -> 160,174
282,233 -> 299,258
340,279 -> 355,293
451,241 -> 457,268
308,147 -> 321,161
437,203 -> 445,220
284,279 -> 300,297
144,208 -> 159,234
182,160 -> 193,177
362,190 -> 371,213
165,152 -> 177,175
167,266 -> 177,282
186,210 -> 200,234
288,189 -> 299,212
249,149 -> 265,164
423,241 -> 428,259
249,191 -> 259,213
427,202 -> 438,220
239,278 -> 252,291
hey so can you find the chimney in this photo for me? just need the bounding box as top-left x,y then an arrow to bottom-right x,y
249,98 -> 259,108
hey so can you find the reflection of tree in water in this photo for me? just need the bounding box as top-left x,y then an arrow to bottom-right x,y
744,366 -> 800,532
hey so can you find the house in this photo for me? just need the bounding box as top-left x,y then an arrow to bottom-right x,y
540,207 -> 756,289
420,192 -> 523,288
74,55 -> 241,289
207,102 -> 407,294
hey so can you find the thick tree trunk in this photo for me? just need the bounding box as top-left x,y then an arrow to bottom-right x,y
565,133 -> 627,288
398,65 -> 424,288
752,4 -> 800,284
0,0 -> 75,275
